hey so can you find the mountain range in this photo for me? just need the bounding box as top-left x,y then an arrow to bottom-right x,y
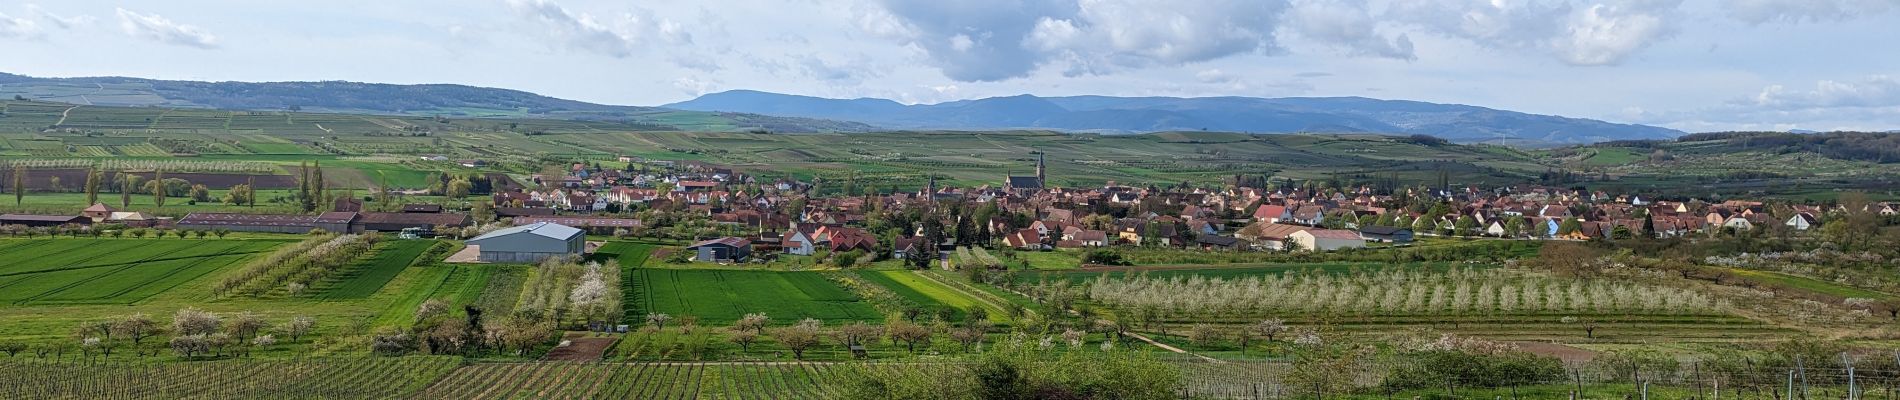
0,72 -> 1682,144
666,90 -> 1683,145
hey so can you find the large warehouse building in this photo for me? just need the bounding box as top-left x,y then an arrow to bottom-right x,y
465,222 -> 586,263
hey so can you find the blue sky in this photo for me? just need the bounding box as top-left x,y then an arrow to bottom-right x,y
1,0 -> 1896,132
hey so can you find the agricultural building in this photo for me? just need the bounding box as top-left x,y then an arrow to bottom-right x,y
0,214 -> 91,227
466,222 -> 586,263
1358,226 -> 1414,243
686,237 -> 752,262
1288,229 -> 1367,252
175,212 -> 362,234
513,216 -> 642,234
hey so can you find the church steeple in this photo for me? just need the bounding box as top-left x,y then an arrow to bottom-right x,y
1035,150 -> 1045,183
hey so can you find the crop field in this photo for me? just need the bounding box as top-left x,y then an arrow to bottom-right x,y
312,240 -> 442,299
0,357 -> 463,399
593,242 -> 659,267
855,270 -> 1002,322
632,269 -> 879,324
0,239 -> 287,305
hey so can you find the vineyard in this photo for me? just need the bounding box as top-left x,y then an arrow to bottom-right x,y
0,356 -> 462,399
417,361 -> 850,399
217,234 -> 379,297
0,158 -> 280,174
1080,267 -> 1724,320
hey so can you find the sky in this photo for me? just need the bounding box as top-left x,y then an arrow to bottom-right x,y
1,0 -> 1897,132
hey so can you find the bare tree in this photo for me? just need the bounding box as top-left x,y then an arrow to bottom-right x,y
950,327 -> 984,352
228,312 -> 267,340
837,321 -> 882,347
888,322 -> 933,354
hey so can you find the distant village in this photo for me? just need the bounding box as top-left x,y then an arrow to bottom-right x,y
4,152 -> 1893,265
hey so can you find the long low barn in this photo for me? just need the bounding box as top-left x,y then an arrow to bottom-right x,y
512,216 -> 641,234
176,212 -> 473,234
176,212 -> 361,234
0,214 -> 92,227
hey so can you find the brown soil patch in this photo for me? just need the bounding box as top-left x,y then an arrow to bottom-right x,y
1511,341 -> 1597,363
543,332 -> 618,361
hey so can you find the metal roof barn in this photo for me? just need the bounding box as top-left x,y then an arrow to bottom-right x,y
466,222 -> 586,263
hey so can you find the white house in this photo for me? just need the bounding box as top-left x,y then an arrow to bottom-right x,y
782,231 -> 816,256
1785,213 -> 1817,231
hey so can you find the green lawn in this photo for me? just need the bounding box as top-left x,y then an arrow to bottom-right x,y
1018,250 -> 1081,270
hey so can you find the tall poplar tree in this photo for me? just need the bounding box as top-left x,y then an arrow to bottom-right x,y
83,167 -> 101,206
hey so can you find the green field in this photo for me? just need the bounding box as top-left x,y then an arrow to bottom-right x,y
0,239 -> 287,305
856,270 -> 985,321
314,240 -> 442,299
632,269 -> 878,324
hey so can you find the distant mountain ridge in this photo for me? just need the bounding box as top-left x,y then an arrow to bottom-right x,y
666,90 -> 1685,144
0,73 -> 874,133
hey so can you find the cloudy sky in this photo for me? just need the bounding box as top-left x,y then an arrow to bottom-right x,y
2,0 -> 1897,132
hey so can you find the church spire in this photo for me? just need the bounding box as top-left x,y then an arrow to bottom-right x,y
1035,150 -> 1045,183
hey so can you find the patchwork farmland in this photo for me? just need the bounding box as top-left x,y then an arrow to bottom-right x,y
0,239 -> 288,305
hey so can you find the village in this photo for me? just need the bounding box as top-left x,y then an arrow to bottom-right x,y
3,152 -> 1884,267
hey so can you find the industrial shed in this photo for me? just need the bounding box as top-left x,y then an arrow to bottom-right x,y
465,222 -> 586,263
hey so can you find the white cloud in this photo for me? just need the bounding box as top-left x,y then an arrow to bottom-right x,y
0,12 -> 39,39
1723,0 -> 1898,25
29,4 -> 93,30
1392,0 -> 1681,66
671,76 -> 720,97
1027,0 -> 1292,72
1285,0 -> 1415,60
505,0 -> 689,59
115,8 -> 218,49
1195,69 -> 1237,84
1739,75 -> 1900,110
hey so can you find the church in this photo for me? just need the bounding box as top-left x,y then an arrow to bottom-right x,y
1005,151 -> 1046,193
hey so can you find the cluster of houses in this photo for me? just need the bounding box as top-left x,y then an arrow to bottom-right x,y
6,154 -> 1894,266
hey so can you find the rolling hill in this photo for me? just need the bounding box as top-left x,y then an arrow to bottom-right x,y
0,73 -> 873,133
666,90 -> 1684,145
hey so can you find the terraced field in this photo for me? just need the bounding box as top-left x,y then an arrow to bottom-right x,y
0,239 -> 287,305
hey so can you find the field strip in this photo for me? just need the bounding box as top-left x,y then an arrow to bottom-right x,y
97,249 -> 240,301
0,243 -> 260,278
12,243 -> 229,303
910,270 -> 1018,319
